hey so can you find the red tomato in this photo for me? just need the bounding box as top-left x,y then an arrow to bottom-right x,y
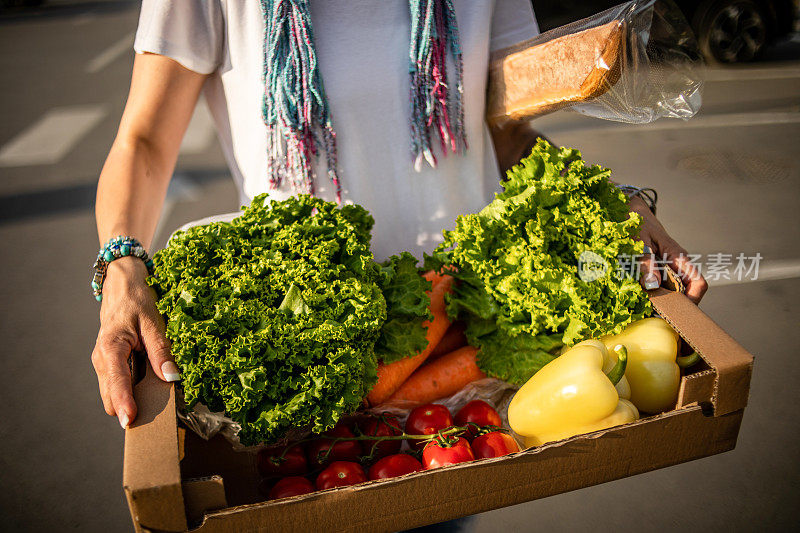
307,424 -> 363,468
405,404 -> 454,448
471,431 -> 520,459
454,400 -> 503,440
315,461 -> 367,490
268,476 -> 315,500
257,443 -> 307,477
368,454 -> 423,480
360,415 -> 403,459
422,437 -> 475,469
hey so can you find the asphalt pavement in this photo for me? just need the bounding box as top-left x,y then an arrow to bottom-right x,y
0,1 -> 798,531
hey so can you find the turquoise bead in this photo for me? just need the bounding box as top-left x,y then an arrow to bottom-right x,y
121,245 -> 131,256
91,280 -> 99,290
103,250 -> 114,262
95,294 -> 103,302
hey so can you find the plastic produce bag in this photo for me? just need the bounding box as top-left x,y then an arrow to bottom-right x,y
487,0 -> 703,125
178,378 -> 523,451
366,378 -> 525,450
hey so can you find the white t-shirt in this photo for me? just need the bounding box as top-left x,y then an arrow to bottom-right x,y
135,0 -> 539,260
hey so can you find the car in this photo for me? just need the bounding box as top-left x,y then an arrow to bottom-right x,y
532,0 -> 797,63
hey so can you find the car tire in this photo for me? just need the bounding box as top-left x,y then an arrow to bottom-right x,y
693,0 -> 770,63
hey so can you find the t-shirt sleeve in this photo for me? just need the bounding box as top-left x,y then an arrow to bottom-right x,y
490,0 -> 540,52
134,0 -> 224,75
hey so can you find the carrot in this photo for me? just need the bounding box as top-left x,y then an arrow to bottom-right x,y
422,264 -> 458,286
366,273 -> 454,406
385,346 -> 486,408
422,269 -> 446,286
427,321 -> 467,361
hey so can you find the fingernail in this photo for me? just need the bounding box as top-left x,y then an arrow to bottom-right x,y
119,412 -> 130,429
161,361 -> 181,382
644,273 -> 660,290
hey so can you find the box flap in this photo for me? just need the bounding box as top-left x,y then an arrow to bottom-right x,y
123,360 -> 188,531
649,288 -> 754,416
676,369 -> 716,410
184,476 -> 227,527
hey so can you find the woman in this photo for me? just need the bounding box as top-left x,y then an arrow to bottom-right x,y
92,0 -> 707,428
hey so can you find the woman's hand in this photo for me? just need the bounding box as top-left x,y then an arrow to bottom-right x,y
629,196 -> 708,304
93,54 -> 207,428
91,257 -> 179,428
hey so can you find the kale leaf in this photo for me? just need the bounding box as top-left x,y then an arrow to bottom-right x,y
374,252 -> 432,364
429,140 -> 652,385
149,194 -> 387,445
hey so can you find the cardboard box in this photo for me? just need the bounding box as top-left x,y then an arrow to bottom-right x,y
123,288 -> 753,532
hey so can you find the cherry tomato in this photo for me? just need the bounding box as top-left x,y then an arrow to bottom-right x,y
257,443 -> 307,477
268,476 -> 315,500
470,431 -> 520,459
360,415 -> 403,459
455,400 -> 503,440
307,424 -> 363,468
422,437 -> 474,469
315,461 -> 367,490
368,454 -> 424,480
406,404 -> 454,448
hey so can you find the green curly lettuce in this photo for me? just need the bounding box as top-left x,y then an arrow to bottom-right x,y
374,252 -> 432,364
429,140 -> 652,385
148,194 -> 387,445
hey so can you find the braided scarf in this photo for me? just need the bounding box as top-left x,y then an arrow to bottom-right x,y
260,0 -> 466,202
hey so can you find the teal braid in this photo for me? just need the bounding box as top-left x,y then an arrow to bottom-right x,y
260,1 -> 465,200
261,0 -> 340,200
409,0 -> 466,171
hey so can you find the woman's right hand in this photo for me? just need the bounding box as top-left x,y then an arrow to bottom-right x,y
92,54 -> 207,427
91,256 -> 179,428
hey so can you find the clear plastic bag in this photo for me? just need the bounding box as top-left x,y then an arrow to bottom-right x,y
487,0 -> 703,125
178,378 -> 524,452
366,378 -> 523,449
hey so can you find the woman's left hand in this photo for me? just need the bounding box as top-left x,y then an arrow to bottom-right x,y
629,196 -> 708,304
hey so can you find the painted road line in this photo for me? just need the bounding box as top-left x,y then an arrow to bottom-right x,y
85,32 -> 135,74
708,259 -> 800,287
703,66 -> 800,82
546,111 -> 800,135
166,172 -> 200,201
179,102 -> 216,155
72,12 -> 97,26
635,111 -> 800,131
0,105 -> 108,167
152,173 -> 201,246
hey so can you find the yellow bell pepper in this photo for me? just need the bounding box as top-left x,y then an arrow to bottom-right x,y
600,317 -> 683,414
522,399 -> 639,448
571,339 -> 631,400
508,342 -> 638,447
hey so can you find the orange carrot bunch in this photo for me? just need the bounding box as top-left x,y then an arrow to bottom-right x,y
367,272 -> 486,409
366,272 -> 453,406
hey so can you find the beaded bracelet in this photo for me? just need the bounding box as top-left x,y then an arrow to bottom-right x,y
91,236 -> 154,302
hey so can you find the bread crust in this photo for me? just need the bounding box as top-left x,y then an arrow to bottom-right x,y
487,20 -> 624,124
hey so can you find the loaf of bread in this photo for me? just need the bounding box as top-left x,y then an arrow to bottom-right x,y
486,20 -> 624,125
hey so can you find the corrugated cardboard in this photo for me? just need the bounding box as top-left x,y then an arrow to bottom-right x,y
123,288 -> 753,532
123,360 -> 186,532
